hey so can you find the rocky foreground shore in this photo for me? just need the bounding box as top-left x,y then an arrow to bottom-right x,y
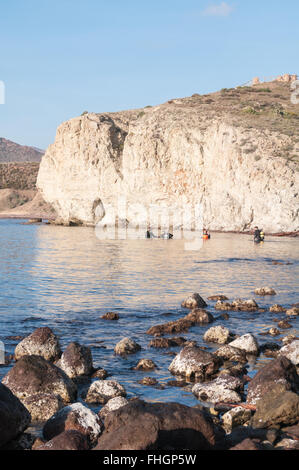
0,291 -> 298,451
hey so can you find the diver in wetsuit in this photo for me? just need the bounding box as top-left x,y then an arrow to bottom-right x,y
254,226 -> 263,243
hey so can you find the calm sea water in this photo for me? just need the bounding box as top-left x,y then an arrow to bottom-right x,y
0,218 -> 298,412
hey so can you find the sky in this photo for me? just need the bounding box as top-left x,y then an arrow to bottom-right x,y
0,0 -> 298,149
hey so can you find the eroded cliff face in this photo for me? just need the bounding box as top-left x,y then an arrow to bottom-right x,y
37,82 -> 299,232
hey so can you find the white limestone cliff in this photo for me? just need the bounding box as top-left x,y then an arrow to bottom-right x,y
37,86 -> 299,233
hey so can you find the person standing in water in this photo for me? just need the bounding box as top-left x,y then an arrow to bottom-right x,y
253,226 -> 264,243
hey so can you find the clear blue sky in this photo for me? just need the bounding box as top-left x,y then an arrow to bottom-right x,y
0,0 -> 297,149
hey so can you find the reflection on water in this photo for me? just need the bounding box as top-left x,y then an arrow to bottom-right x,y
0,219 -> 298,408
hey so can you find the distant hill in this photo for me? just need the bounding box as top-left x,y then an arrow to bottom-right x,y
0,137 -> 44,162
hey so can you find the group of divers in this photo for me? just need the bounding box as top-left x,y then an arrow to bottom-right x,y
145,226 -> 265,243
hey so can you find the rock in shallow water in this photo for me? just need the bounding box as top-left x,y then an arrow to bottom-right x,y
114,337 -> 141,355
192,375 -> 244,404
2,355 -> 77,403
14,327 -> 61,362
22,393 -> 64,422
85,380 -> 126,404
55,342 -> 93,379
203,325 -> 233,345
168,346 -> 221,381
229,334 -> 259,355
181,293 -> 207,309
279,340 -> 299,366
133,359 -> 157,371
254,287 -> 276,296
246,356 -> 299,405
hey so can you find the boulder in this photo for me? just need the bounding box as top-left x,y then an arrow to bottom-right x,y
222,406 -> 252,433
168,346 -> 221,380
101,312 -> 119,320
207,295 -> 229,301
254,287 -> 276,296
22,393 -> 64,422
181,293 -> 207,309
95,399 -> 225,450
2,355 -> 77,403
56,342 -> 93,378
251,385 -> 299,428
0,383 -> 31,448
99,397 -> 129,419
184,309 -> 214,324
203,326 -> 233,345
246,356 -> 299,405
269,304 -> 286,313
229,334 -> 259,355
286,307 -> 299,316
138,377 -> 159,386
91,368 -> 108,379
85,380 -> 126,404
192,375 -> 244,404
43,402 -> 103,446
14,327 -> 61,362
36,430 -> 89,450
214,345 -> 247,363
215,301 -> 232,311
149,337 -> 186,348
277,319 -> 292,329
231,299 -> 258,312
278,340 -> 299,366
146,318 -> 193,336
133,359 -> 157,371
114,337 -> 141,355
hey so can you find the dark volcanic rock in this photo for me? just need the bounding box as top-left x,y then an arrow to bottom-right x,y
169,346 -> 221,380
56,342 -> 93,378
149,337 -> 187,348
36,430 -> 89,450
207,295 -> 229,301
146,309 -> 213,337
133,359 -> 157,371
181,293 -> 207,309
22,393 -> 64,422
95,399 -> 225,450
14,327 -> 61,362
184,309 -> 214,324
147,318 -> 194,336
0,383 -> 31,448
229,438 -> 266,450
2,355 -> 77,403
43,402 -> 103,446
114,337 -> 141,355
251,385 -> 299,428
101,312 -> 119,320
246,356 -> 299,405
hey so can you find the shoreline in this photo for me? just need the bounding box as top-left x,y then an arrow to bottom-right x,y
0,214 -> 297,237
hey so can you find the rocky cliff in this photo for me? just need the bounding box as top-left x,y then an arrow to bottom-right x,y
37,81 -> 299,233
